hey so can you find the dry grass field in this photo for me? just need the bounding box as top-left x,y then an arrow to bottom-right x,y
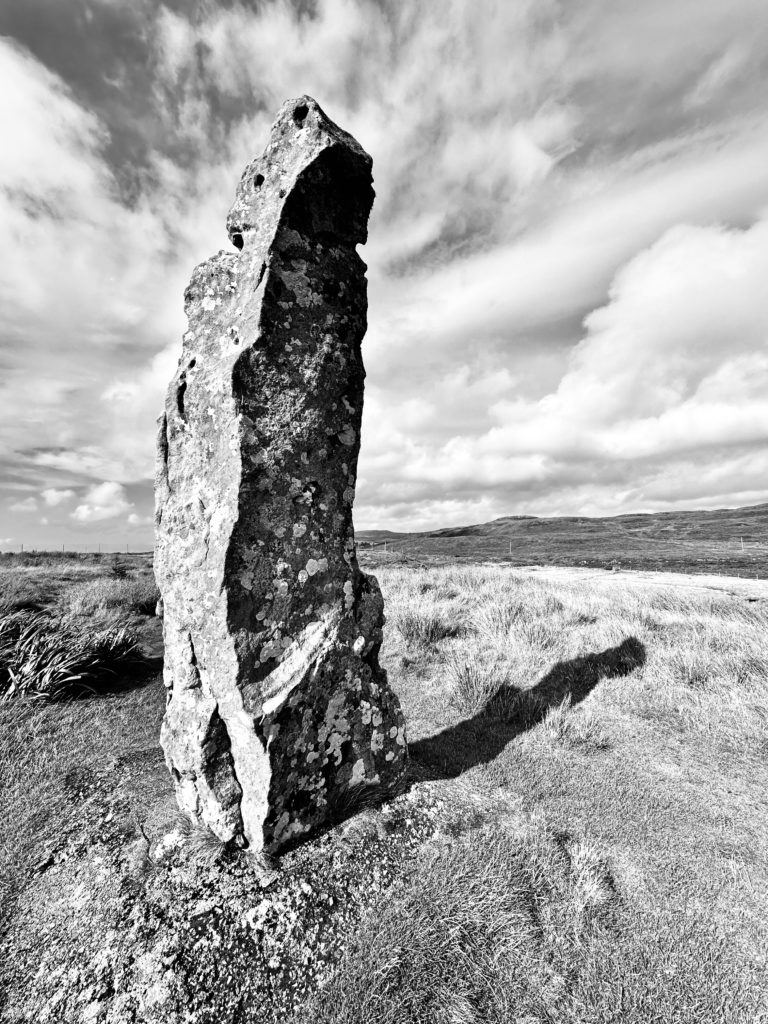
0,556 -> 766,1022
358,501 -> 768,576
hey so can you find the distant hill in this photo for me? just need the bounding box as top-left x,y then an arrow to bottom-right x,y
357,503 -> 768,576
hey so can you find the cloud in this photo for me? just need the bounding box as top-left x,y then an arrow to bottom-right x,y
8,497 -> 38,512
1,0 -> 768,542
127,512 -> 152,527
358,211 -> 768,526
41,488 -> 76,506
71,481 -> 132,523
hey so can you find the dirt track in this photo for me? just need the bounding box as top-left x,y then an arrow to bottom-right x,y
515,564 -> 768,601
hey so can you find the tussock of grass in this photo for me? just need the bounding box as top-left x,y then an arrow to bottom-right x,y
472,599 -> 524,640
541,695 -> 610,751
447,651 -> 507,715
485,683 -> 545,727
395,606 -> 458,646
0,611 -> 146,701
61,574 -> 159,619
176,814 -> 229,867
0,574 -> 44,615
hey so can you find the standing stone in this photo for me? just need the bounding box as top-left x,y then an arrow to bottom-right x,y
154,96 -> 407,854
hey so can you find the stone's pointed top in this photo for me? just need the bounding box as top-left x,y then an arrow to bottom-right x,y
272,95 -> 370,160
226,95 -> 373,253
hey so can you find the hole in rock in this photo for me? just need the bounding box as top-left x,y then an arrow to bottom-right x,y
293,103 -> 309,124
254,173 -> 265,188
232,232 -> 244,250
176,377 -> 187,419
188,358 -> 196,369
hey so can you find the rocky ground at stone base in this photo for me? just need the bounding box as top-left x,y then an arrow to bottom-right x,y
1,769 -> 473,1024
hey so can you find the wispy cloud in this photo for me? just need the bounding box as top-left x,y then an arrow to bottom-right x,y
0,0 -> 767,544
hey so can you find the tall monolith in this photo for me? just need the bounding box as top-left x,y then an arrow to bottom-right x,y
155,96 -> 407,854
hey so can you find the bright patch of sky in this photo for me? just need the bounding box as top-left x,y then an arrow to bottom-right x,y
1,0 -> 767,548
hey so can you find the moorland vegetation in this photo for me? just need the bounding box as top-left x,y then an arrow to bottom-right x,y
0,554 -> 765,1022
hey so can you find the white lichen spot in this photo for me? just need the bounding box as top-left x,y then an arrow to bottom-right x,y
385,751 -> 395,762
350,759 -> 366,786
353,636 -> 365,655
260,641 -> 280,663
327,730 -> 346,766
396,725 -> 406,746
372,710 -> 383,728
389,726 -> 398,739
293,523 -> 307,538
305,558 -> 320,576
274,526 -> 286,538
201,295 -> 219,312
370,730 -> 384,754
275,580 -> 289,598
343,580 -> 354,609
298,570 -> 309,585
273,811 -> 291,838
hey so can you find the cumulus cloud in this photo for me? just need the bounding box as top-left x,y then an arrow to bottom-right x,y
359,212 -> 768,525
41,488 -> 76,507
1,0 -> 768,543
71,482 -> 132,523
127,512 -> 152,527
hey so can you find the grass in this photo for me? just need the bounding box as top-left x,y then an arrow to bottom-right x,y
358,501 -> 768,575
304,822 -> 761,1024
0,557 -> 767,1022
58,574 -> 159,619
395,606 -> 458,646
0,610 -> 147,700
0,676 -> 166,928
360,563 -> 768,1022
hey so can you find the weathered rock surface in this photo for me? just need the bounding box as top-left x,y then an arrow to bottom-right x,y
155,95 -> 407,854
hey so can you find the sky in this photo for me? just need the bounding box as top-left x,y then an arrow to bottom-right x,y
1,0 -> 767,551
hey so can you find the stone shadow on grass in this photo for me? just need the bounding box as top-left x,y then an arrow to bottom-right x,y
409,636 -> 646,780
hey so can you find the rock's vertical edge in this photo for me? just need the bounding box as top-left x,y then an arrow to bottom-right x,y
155,96 -> 407,855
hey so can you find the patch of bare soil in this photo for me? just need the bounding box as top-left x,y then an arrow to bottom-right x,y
1,773 -> 448,1024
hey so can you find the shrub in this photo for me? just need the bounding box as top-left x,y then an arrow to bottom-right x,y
0,611 -> 147,701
